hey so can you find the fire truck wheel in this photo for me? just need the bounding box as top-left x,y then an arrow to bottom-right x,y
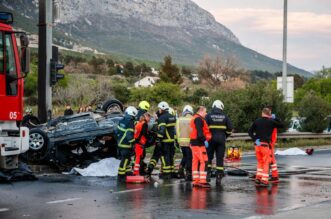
102,99 -> 124,113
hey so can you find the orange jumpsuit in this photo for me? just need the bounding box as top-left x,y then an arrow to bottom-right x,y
134,120 -> 148,175
270,128 -> 279,178
190,114 -> 211,185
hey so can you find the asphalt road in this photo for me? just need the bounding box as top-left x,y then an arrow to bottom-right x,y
1,149 -> 331,219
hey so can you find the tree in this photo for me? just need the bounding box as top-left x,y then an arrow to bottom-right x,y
159,56 -> 182,84
88,56 -> 105,74
295,77 -> 331,106
316,66 -> 331,78
298,92 -> 331,133
181,66 -> 192,77
293,74 -> 305,90
129,82 -> 182,106
210,81 -> 291,132
124,61 -> 134,76
198,54 -> 241,87
112,84 -> 130,104
106,59 -> 115,68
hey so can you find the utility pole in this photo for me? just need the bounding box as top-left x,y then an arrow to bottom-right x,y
282,0 -> 288,102
38,0 -> 53,122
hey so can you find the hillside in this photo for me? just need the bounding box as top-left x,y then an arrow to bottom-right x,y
1,0 -> 312,77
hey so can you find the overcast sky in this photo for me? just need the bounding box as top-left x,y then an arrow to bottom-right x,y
192,0 -> 331,71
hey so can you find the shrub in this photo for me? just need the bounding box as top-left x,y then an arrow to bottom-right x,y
211,81 -> 291,133
297,92 -> 330,133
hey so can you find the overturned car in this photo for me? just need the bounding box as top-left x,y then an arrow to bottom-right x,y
21,99 -> 158,170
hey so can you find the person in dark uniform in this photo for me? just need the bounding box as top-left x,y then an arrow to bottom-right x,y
116,106 -> 137,182
206,100 -> 233,185
155,101 -> 177,180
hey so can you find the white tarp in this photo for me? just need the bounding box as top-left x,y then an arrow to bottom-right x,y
71,158 -> 121,176
275,148 -> 307,156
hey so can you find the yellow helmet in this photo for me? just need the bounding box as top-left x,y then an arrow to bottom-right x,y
138,101 -> 150,111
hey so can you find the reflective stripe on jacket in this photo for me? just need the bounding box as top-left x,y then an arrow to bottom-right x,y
176,115 -> 192,147
117,116 -> 135,148
157,111 -> 177,143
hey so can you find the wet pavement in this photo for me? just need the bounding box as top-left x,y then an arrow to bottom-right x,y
1,149 -> 331,219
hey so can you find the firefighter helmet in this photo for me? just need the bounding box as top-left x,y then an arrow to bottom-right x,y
125,106 -> 138,117
138,101 -> 150,111
212,100 -> 224,110
158,101 -> 169,111
182,105 -> 193,115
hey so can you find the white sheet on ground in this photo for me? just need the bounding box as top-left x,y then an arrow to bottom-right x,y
71,158 -> 121,176
275,147 -> 307,156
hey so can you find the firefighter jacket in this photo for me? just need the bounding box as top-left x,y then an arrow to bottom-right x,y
134,120 -> 148,146
206,108 -> 233,142
248,116 -> 284,143
190,114 -> 211,146
176,114 -> 192,147
157,111 -> 177,143
116,115 -> 135,149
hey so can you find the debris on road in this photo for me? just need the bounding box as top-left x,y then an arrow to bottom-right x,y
0,162 -> 37,182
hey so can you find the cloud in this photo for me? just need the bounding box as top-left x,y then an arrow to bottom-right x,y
207,8 -> 331,70
211,8 -> 331,35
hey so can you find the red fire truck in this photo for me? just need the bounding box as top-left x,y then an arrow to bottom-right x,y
0,12 -> 30,169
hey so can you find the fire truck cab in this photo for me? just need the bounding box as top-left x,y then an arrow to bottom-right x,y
0,12 -> 30,169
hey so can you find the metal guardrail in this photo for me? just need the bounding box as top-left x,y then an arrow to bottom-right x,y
228,132 -> 331,141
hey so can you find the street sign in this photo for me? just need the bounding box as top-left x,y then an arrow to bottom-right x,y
277,76 -> 294,103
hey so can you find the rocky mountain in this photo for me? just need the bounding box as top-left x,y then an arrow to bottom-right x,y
1,0 -> 311,77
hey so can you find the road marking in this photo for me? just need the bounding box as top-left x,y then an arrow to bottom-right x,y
0,208 -> 9,212
47,198 -> 82,204
113,188 -> 144,194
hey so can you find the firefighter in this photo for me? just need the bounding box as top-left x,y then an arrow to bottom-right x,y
176,105 -> 194,180
133,112 -> 151,175
248,107 -> 284,186
206,100 -> 233,185
190,106 -> 211,188
146,110 -> 163,176
136,101 -> 150,121
156,101 -> 176,180
117,106 -> 138,182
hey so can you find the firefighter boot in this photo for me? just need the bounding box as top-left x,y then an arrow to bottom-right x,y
207,168 -> 212,182
216,171 -> 224,186
177,166 -> 185,179
117,175 -> 126,183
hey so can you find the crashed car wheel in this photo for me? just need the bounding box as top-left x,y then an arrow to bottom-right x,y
30,131 -> 46,151
21,129 -> 50,163
102,99 -> 124,113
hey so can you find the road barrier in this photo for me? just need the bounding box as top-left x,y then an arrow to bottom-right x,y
228,132 -> 331,141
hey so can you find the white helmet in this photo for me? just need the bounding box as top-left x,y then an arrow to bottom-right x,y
125,106 -> 138,117
183,105 -> 193,115
158,101 -> 169,111
212,100 -> 224,110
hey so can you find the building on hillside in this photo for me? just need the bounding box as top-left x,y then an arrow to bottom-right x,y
151,68 -> 159,75
134,76 -> 159,87
191,73 -> 199,82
